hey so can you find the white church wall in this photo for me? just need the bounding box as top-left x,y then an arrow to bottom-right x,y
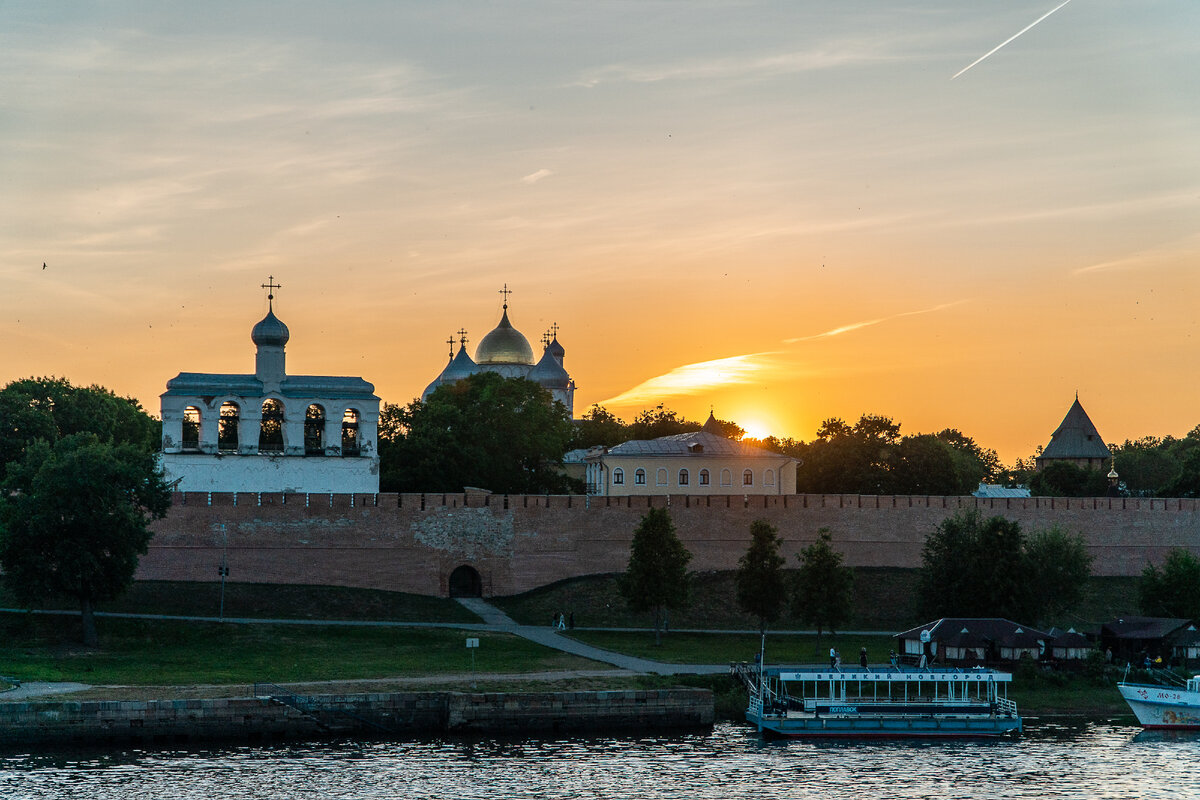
161,452 -> 379,494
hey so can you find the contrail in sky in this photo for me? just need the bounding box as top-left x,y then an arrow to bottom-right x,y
953,0 -> 1073,80
783,301 -> 967,344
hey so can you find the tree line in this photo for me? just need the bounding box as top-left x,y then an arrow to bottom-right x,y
370,372 -> 1200,498
622,506 -> 1184,643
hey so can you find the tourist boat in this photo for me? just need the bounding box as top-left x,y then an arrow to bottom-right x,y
732,661 -> 1022,738
1118,672 -> 1200,729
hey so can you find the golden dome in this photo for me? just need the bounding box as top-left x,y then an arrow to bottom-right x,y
475,308 -> 534,365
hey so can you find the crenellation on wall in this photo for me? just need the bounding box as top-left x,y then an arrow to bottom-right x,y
139,492 -> 1200,596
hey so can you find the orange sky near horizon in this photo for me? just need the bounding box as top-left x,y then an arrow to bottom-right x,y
2,2 -> 1199,465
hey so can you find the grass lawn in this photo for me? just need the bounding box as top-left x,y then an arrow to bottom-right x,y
492,570 -> 1141,633
568,630 -> 897,666
0,581 -> 479,624
491,570 -> 924,631
0,614 -> 600,687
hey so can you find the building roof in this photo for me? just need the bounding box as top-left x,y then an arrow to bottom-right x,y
163,372 -> 377,400
603,430 -> 791,459
973,483 -> 1032,498
896,618 -> 1051,648
1046,628 -> 1091,648
1039,396 -> 1111,461
562,448 -> 589,464
1101,616 -> 1196,640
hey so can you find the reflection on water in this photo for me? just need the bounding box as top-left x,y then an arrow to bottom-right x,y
3,722 -> 1199,799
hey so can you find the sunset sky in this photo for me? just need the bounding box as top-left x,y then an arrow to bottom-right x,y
3,1 -> 1198,464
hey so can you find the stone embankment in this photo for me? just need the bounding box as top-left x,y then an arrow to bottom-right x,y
0,688 -> 713,746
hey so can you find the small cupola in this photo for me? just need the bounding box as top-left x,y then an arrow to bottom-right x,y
253,276 -> 288,388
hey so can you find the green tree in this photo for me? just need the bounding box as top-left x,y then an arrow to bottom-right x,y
378,373 -> 580,494
736,519 -> 787,635
0,376 -> 160,466
1160,448 -> 1200,498
792,529 -> 855,637
1139,548 -> 1200,619
1024,526 -> 1093,626
705,417 -> 746,441
916,510 -> 1091,625
0,434 -> 171,646
795,415 -> 899,494
887,434 -> 965,495
1000,455 -> 1039,490
1110,436 -> 1181,496
934,428 -> 1002,484
619,507 -> 691,645
917,511 -> 1025,619
571,404 -> 629,449
759,435 -> 805,461
1029,461 -> 1110,497
627,405 -> 700,440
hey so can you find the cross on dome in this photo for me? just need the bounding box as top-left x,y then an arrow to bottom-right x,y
261,275 -> 282,310
457,328 -> 469,346
498,283 -> 512,309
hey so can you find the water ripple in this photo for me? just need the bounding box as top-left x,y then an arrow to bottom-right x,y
2,722 -> 1199,800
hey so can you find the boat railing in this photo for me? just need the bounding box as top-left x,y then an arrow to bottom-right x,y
995,697 -> 1018,718
1147,666 -> 1187,687
729,661 -> 762,694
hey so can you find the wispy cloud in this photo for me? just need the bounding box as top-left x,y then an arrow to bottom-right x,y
1073,234 -> 1200,275
521,169 -> 554,184
574,34 -> 925,87
600,301 -> 967,407
599,352 -> 782,407
783,301 -> 967,344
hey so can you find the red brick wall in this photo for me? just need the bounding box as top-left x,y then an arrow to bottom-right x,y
139,493 -> 1200,597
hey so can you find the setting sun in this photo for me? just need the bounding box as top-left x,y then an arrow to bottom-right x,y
738,420 -> 772,441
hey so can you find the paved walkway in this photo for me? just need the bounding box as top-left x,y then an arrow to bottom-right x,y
455,598 -> 729,676
1,681 -> 92,700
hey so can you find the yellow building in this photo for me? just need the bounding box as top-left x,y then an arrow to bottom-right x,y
583,414 -> 798,496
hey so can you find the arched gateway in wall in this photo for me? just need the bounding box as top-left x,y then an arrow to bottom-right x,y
448,565 -> 483,598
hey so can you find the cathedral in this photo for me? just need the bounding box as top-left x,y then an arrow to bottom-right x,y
421,287 -> 576,416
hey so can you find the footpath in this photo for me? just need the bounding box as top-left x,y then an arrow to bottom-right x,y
454,597 -> 730,676
1,599 -> 734,700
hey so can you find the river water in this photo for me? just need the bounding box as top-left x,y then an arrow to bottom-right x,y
2,721 -> 1195,799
